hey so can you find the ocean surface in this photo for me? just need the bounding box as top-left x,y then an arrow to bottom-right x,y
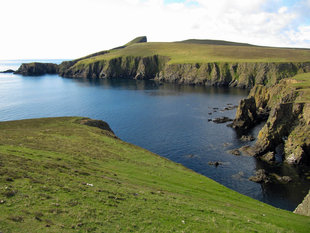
1,60 -> 309,211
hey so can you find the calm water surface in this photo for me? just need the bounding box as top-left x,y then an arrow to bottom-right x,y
1,60 -> 309,211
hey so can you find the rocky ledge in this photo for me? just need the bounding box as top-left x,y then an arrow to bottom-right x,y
14,62 -> 58,76
231,79 -> 310,165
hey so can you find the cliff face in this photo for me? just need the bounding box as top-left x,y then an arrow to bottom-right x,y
14,63 -> 58,76
233,80 -> 310,165
58,58 -> 310,88
58,55 -> 168,80
156,62 -> 310,88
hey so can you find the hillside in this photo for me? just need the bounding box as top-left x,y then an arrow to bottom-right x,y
74,37 -> 310,64
52,37 -> 310,88
15,36 -> 310,88
0,117 -> 309,232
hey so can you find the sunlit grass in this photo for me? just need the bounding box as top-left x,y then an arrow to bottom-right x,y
290,73 -> 310,103
77,42 -> 310,66
0,117 -> 309,232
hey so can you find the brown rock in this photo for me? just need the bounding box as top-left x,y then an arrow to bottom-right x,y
229,149 -> 241,156
239,146 -> 257,156
260,152 -> 275,163
249,169 -> 270,183
294,190 -> 310,216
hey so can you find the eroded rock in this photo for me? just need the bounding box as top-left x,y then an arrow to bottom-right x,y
294,190 -> 310,216
232,97 -> 257,129
249,169 -> 270,183
260,152 -> 275,163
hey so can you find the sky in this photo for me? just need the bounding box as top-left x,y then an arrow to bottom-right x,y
1,0 -> 310,59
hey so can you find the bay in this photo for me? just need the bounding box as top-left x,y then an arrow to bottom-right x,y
0,60 -> 309,211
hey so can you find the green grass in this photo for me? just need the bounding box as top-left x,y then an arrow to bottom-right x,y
0,117 -> 309,232
76,41 -> 310,66
289,73 -> 310,103
176,39 -> 255,47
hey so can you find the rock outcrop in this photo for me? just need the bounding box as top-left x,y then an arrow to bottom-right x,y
14,63 -> 58,76
294,190 -> 310,216
232,97 -> 257,129
232,79 -> 310,165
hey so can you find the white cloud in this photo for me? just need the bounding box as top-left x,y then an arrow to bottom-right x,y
0,0 -> 309,59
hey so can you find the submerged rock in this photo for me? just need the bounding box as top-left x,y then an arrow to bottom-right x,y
276,176 -> 292,183
223,105 -> 238,111
239,145 -> 257,156
212,117 -> 233,124
229,149 -> 241,156
208,161 -> 222,167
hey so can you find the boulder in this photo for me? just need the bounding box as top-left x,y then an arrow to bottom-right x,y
249,169 -> 270,183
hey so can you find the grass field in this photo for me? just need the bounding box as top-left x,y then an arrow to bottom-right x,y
75,38 -> 310,66
0,117 -> 309,232
291,73 -> 310,103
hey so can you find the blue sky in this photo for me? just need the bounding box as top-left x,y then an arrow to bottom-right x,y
0,0 -> 310,59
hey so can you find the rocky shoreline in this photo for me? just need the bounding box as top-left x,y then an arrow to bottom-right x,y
15,59 -> 310,89
231,80 -> 310,166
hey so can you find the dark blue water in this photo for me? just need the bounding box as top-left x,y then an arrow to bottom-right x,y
1,60 -> 309,211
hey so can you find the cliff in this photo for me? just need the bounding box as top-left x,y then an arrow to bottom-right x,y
14,62 -> 58,76
232,77 -> 310,165
58,58 -> 310,88
58,55 -> 168,80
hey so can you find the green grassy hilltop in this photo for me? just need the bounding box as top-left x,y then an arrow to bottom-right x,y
76,37 -> 310,65
0,117 -> 309,232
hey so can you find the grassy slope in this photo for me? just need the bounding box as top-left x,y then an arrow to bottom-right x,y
75,41 -> 310,67
0,117 -> 309,232
291,73 -> 310,103
176,39 -> 255,47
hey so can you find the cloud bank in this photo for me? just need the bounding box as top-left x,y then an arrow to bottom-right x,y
0,0 -> 309,59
